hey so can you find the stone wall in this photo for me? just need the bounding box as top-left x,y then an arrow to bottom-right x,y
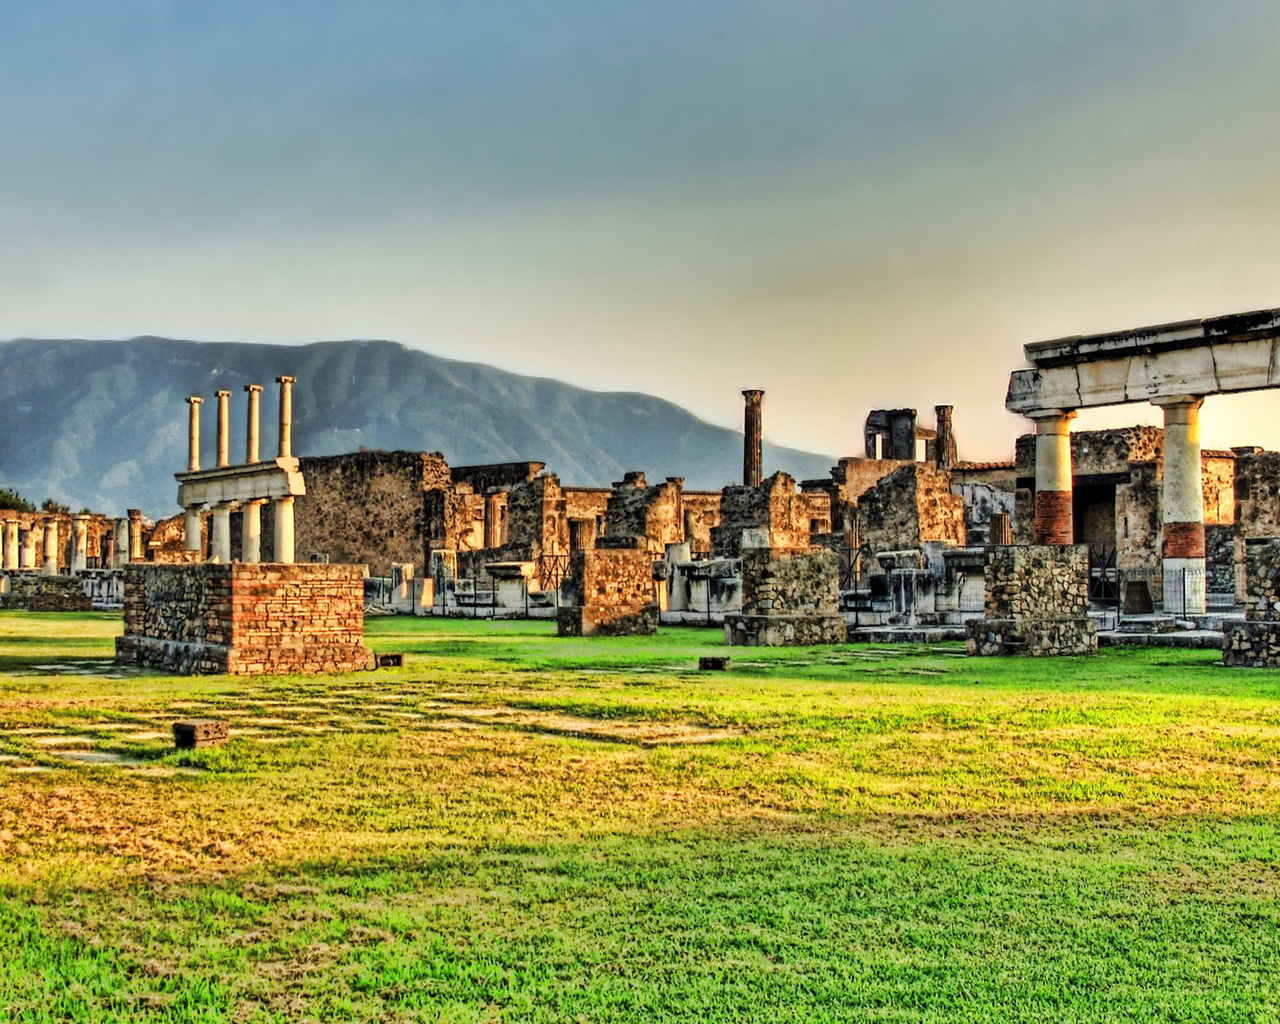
115,563 -> 374,675
0,574 -> 92,611
1205,524 -> 1237,599
604,472 -> 684,553
724,546 -> 845,646
682,493 -> 721,554
855,463 -> 966,557
712,473 -> 824,557
1234,451 -> 1280,540
557,542 -> 657,636
966,545 -> 1097,656
293,450 -> 451,573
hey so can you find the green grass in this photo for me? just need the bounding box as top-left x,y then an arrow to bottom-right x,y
1,611 -> 1278,1021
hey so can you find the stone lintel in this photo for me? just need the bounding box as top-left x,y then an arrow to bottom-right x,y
176,457 -> 306,507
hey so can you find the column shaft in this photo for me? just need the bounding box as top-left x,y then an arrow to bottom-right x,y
70,515 -> 89,574
1157,397 -> 1206,615
274,496 -> 295,563
1032,411 -> 1076,545
242,500 -> 263,563
42,520 -> 58,575
276,376 -> 295,458
244,384 -> 262,463
185,397 -> 203,472
184,507 -> 203,555
742,389 -> 763,488
215,390 -> 231,468
2,521 -> 18,570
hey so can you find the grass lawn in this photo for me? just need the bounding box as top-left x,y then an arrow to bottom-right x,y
0,611 -> 1277,1021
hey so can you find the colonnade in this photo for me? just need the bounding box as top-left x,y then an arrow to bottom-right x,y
1029,395 -> 1206,614
181,376 -> 298,564
0,512 -> 131,575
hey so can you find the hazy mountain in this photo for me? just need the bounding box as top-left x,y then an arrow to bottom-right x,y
0,337 -> 837,517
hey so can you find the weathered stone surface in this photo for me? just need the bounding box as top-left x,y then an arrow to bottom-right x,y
967,545 -> 1097,657
172,719 -> 228,748
115,563 -> 375,675
724,612 -> 847,647
557,546 -> 658,636
725,546 -> 843,647
855,463 -> 966,557
1224,620 -> 1280,667
713,473 -> 829,557
1241,539 -> 1280,622
965,616 -> 1098,656
0,574 -> 92,611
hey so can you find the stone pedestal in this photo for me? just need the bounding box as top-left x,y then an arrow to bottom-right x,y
966,545 -> 1097,657
725,545 -> 843,647
557,543 -> 658,636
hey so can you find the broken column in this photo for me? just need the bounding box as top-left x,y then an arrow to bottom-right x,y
70,515 -> 89,573
215,389 -> 231,468
484,492 -> 504,549
42,519 -> 58,575
1156,396 -> 1206,615
111,518 -> 130,567
1031,410 -> 1075,545
244,383 -> 262,463
742,389 -> 763,488
128,509 -> 144,562
934,405 -> 956,473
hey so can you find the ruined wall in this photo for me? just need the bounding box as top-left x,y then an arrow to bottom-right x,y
1225,539 -> 1280,666
712,473 -> 820,557
855,464 -> 965,556
495,474 -> 569,562
294,451 -> 451,573
116,563 -> 374,674
725,546 -> 844,646
450,462 -> 545,491
682,492 -> 721,554
966,545 -> 1096,656
0,574 -> 92,611
557,543 -> 657,636
603,472 -> 684,553
1233,452 -> 1280,540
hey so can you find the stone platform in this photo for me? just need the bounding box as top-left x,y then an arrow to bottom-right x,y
115,563 -> 374,675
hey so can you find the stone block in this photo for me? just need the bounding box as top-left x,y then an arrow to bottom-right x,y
173,719 -> 228,748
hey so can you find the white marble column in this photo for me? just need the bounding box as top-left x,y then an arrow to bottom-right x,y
1155,396 -> 1206,615
184,506 -> 203,555
111,518 -> 129,568
70,515 -> 89,574
274,495 -> 295,564
42,519 -> 58,575
210,504 -> 232,563
241,499 -> 265,563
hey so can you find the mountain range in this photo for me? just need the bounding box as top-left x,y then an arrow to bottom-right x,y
0,337 -> 837,517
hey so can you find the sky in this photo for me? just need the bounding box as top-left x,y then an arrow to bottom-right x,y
3,0 -> 1280,460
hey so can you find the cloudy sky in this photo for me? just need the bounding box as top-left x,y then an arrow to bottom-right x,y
4,1 -> 1280,459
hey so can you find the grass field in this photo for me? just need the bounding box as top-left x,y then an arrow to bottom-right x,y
0,611 -> 1277,1022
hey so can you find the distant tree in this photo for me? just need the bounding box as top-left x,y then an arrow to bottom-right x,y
41,498 -> 70,515
0,488 -> 34,512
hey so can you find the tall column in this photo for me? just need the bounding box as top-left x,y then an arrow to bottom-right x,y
274,496 -> 295,564
275,375 -> 296,458
111,518 -> 129,567
70,515 -> 89,573
210,503 -> 232,563
241,499 -> 265,563
184,506 -> 203,555
2,519 -> 17,570
185,396 -> 204,472
742,389 -> 763,488
244,384 -> 263,463
215,389 -> 231,468
1156,396 -> 1206,615
42,519 -> 58,575
19,525 -> 35,569
934,405 -> 956,472
1031,410 -> 1076,545
127,509 -> 144,561
484,492 -> 503,549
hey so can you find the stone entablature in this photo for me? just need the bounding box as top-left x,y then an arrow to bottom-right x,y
115,563 -> 374,675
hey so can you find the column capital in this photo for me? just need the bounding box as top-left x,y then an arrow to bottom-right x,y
244,383 -> 263,394
1029,409 -> 1077,432
215,388 -> 231,399
186,395 -> 204,406
1150,394 -> 1205,410
275,375 -> 296,385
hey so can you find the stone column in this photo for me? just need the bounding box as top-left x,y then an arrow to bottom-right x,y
1156,396 -> 1206,615
275,375 -> 295,458
934,405 -> 956,473
184,506 -> 203,555
185,396 -> 204,472
2,519 -> 18,570
128,509 -> 144,562
241,499 -> 265,563
70,515 -> 89,573
215,389 -> 231,468
484,492 -> 503,549
742,389 -> 764,488
274,496 -> 295,564
111,518 -> 129,567
1031,410 -> 1076,545
42,519 -> 58,575
244,384 -> 262,463
19,524 -> 35,570
210,503 -> 232,562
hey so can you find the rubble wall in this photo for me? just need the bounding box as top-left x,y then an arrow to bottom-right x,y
115,563 -> 374,675
0,574 -> 92,611
557,546 -> 657,636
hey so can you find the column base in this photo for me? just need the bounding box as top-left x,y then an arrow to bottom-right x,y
1162,557 -> 1206,616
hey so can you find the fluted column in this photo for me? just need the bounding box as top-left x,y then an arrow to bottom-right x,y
1155,396 -> 1206,615
742,389 -> 763,488
185,396 -> 204,472
274,496 -> 295,564
215,389 -> 231,468
42,519 -> 58,575
244,384 -> 262,463
1031,410 -> 1076,545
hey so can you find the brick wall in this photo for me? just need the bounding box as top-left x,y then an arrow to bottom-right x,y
116,563 -> 374,675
